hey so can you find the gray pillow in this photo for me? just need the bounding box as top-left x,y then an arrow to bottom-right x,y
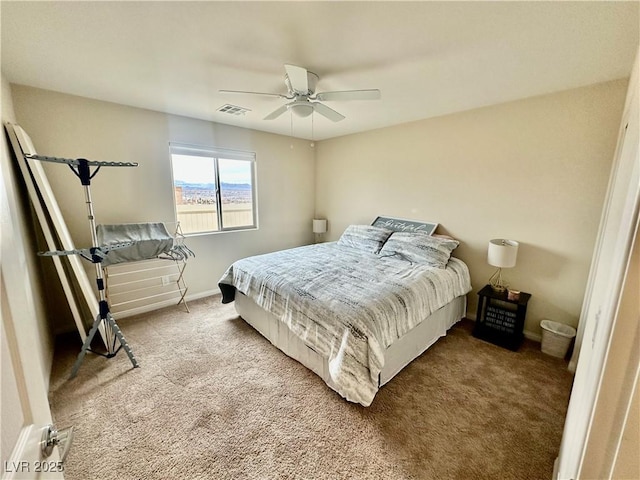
337,224 -> 393,254
379,232 -> 459,268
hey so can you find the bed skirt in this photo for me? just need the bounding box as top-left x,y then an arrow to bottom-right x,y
235,292 -> 466,395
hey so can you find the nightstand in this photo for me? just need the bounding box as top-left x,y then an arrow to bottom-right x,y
472,284 -> 531,351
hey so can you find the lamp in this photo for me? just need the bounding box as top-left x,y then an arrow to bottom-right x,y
487,239 -> 519,292
313,218 -> 327,243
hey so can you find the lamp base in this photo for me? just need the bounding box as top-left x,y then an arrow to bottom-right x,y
488,268 -> 508,292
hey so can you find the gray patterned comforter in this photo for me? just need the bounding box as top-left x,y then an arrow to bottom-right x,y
218,242 -> 471,406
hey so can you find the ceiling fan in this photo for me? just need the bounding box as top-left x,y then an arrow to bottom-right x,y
220,64 -> 380,122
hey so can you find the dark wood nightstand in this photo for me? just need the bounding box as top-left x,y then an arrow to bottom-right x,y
472,284 -> 531,351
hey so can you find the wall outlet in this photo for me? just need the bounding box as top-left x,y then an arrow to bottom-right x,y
161,275 -> 171,286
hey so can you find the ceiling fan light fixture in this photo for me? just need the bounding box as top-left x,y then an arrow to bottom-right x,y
289,103 -> 314,118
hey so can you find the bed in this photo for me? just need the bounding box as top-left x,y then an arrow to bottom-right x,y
218,218 -> 472,406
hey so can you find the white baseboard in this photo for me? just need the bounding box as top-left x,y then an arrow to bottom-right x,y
568,360 -> 578,373
523,330 -> 542,343
115,288 -> 220,319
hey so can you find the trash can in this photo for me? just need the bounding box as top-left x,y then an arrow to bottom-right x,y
540,320 -> 576,358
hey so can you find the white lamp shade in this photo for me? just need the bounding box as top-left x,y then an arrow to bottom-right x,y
488,239 -> 519,268
312,219 -> 327,234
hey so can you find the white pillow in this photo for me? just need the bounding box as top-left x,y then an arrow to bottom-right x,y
337,225 -> 393,254
379,232 -> 459,268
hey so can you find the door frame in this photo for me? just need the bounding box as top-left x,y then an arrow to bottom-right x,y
556,47 -> 639,480
1,105 -> 64,479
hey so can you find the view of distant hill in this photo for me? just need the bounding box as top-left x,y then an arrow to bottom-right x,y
174,180 -> 251,190
175,181 -> 252,205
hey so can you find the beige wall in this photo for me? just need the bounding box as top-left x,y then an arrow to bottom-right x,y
11,85 -> 316,333
315,79 -> 627,337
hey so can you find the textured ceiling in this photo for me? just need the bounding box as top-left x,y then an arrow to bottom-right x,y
2,1 -> 638,140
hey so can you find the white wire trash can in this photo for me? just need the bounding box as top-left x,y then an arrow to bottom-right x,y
540,320 -> 577,358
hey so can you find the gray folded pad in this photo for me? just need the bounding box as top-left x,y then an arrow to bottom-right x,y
96,223 -> 174,266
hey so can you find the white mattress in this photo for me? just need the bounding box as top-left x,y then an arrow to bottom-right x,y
235,292 -> 466,394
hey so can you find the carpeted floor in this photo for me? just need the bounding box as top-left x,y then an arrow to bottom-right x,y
49,295 -> 574,480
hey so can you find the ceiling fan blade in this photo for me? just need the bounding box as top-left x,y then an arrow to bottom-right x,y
263,104 -> 289,120
313,102 -> 345,122
284,64 -> 309,95
219,89 -> 288,99
315,89 -> 381,102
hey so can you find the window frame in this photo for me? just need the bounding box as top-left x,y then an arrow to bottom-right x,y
169,143 -> 258,235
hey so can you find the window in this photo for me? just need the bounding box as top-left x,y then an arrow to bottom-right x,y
170,144 -> 257,234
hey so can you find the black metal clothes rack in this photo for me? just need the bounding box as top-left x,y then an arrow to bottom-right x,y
28,154 -> 139,378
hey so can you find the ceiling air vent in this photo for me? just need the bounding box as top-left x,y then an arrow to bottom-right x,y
217,104 -> 251,116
